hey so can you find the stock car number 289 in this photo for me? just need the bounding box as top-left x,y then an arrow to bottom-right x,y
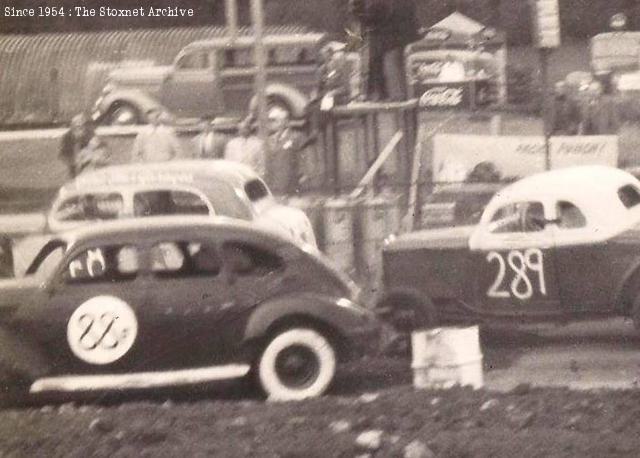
486,248 -> 547,300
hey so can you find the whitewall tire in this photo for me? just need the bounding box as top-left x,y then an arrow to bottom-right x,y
257,328 -> 336,401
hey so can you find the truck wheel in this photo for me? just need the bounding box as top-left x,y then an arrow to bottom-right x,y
108,103 -> 140,125
257,328 -> 336,401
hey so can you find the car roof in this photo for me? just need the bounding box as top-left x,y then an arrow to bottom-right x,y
482,166 -> 640,227
185,32 -> 325,50
61,160 -> 261,194
59,215 -> 288,249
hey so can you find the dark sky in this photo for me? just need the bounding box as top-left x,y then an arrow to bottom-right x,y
0,0 -> 229,33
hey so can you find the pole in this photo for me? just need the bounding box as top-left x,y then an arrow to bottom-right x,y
539,48 -> 551,171
250,0 -> 268,143
225,0 -> 238,39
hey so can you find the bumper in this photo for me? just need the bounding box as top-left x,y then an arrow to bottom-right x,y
340,312 -> 382,360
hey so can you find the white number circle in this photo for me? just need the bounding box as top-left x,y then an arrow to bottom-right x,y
67,296 -> 138,365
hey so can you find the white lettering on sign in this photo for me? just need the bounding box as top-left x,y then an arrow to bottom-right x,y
419,87 -> 463,107
69,248 -> 106,279
67,296 -> 138,365
486,248 -> 547,300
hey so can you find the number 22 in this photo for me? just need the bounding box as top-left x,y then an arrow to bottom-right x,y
486,248 -> 546,300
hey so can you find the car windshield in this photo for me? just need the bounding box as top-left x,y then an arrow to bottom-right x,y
25,240 -> 67,277
618,184 -> 640,209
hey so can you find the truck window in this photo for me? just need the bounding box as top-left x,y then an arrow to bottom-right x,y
176,51 -> 209,70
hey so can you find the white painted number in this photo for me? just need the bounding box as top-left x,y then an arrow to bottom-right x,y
486,248 -> 547,300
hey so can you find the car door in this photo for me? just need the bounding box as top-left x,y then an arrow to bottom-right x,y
549,199 -> 613,312
161,49 -> 220,118
18,243 -> 147,375
145,238 -> 234,367
219,46 -> 257,117
469,200 -> 561,315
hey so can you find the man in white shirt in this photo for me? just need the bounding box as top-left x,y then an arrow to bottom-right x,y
224,119 -> 265,177
192,119 -> 227,159
131,107 -> 184,163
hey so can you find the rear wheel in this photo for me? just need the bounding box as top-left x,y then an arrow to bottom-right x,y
257,328 -> 336,401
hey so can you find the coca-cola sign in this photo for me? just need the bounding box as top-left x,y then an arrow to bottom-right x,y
419,86 -> 464,107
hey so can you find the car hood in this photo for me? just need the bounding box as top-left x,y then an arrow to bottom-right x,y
254,201 -> 318,248
385,225 -> 474,252
108,66 -> 172,86
0,212 -> 47,236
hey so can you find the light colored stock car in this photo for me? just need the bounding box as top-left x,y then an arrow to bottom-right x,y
8,160 -> 317,277
379,166 -> 640,330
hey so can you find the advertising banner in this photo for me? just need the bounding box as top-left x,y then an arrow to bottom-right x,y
433,134 -> 618,183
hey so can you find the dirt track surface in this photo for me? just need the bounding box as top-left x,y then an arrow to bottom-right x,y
2,352 -> 640,458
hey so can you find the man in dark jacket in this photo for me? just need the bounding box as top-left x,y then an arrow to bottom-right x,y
349,0 -> 419,100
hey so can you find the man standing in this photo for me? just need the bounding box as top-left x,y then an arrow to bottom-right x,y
131,107 -> 184,162
224,119 -> 266,177
349,0 -> 419,101
192,119 -> 227,159
265,107 -> 305,195
59,113 -> 94,178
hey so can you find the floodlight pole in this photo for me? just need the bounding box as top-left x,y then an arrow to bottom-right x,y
225,0 -> 238,38
250,0 -> 268,143
540,48 -> 551,171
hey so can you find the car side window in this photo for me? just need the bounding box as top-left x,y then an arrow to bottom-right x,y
557,201 -> 587,229
176,51 -> 209,70
618,184 -> 640,209
65,245 -> 138,283
55,193 -> 123,222
222,241 -> 283,277
489,201 -> 545,233
134,190 -> 210,217
151,241 -> 221,277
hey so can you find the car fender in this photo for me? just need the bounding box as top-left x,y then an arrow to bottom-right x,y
99,89 -> 164,121
614,258 -> 640,313
243,292 -> 370,345
251,83 -> 309,118
0,327 -> 50,382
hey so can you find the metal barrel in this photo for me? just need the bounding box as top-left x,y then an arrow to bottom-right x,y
322,197 -> 356,275
285,194 -> 326,250
355,194 -> 402,285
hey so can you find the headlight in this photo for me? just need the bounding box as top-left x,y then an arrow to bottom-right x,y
101,83 -> 115,95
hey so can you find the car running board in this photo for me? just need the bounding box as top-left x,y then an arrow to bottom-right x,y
29,364 -> 251,393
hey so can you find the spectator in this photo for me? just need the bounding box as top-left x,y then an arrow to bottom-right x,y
224,119 -> 266,177
349,0 -> 419,101
265,107 -> 305,195
75,135 -> 110,175
317,41 -> 351,108
550,82 -> 580,135
579,81 -> 620,135
59,113 -> 94,178
192,119 -> 226,159
131,107 -> 184,162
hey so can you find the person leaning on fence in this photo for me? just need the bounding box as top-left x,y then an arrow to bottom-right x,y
224,119 -> 265,178
550,82 -> 580,136
59,113 -> 94,178
131,107 -> 184,162
192,119 -> 227,159
579,80 -> 620,135
265,107 -> 305,196
75,134 -> 110,175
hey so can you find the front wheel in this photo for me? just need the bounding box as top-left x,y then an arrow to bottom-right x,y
257,328 -> 336,401
107,103 -> 140,125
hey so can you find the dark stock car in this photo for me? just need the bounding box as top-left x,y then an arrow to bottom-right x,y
0,217 -> 378,401
379,166 -> 640,330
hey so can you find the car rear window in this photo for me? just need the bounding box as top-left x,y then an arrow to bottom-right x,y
618,184 -> 640,209
244,179 -> 269,202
